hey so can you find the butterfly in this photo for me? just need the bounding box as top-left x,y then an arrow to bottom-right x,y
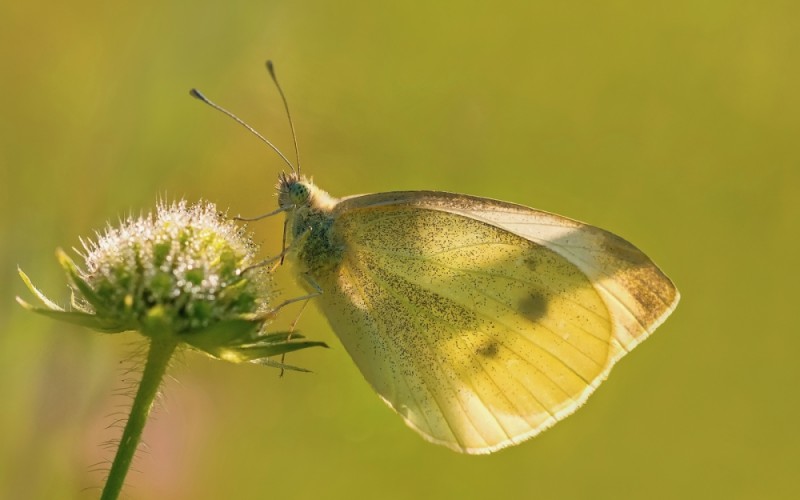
192,63 -> 680,454
275,172 -> 679,454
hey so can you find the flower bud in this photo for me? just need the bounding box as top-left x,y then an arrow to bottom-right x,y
18,200 -> 325,369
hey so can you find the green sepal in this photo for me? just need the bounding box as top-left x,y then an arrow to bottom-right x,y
69,289 -> 93,313
233,338 -> 329,361
183,317 -> 265,352
184,318 -> 328,366
15,297 -> 130,333
17,267 -> 63,311
56,248 -> 108,314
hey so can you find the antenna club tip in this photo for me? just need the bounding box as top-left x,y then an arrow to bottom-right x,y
189,88 -> 205,100
266,60 -> 276,75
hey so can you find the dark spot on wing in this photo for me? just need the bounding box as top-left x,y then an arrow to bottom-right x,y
477,341 -> 499,358
519,292 -> 548,323
524,255 -> 539,271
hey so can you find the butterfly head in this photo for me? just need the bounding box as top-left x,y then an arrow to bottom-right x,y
277,171 -> 337,213
278,171 -> 310,208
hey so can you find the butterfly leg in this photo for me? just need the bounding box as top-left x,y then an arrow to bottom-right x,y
279,218 -> 288,265
279,298 -> 311,377
265,272 -> 323,319
270,273 -> 322,376
240,247 -> 289,274
232,206 -> 287,222
240,224 -> 312,274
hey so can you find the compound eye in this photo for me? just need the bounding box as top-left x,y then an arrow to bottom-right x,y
289,183 -> 310,204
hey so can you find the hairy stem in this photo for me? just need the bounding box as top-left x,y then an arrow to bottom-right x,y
101,335 -> 178,500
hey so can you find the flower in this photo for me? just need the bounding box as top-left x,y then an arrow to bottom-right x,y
17,199 -> 325,370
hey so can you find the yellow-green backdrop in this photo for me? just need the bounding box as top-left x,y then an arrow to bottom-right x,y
2,1 -> 797,499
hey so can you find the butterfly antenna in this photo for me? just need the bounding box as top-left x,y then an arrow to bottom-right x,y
189,88 -> 296,173
266,60 -> 301,175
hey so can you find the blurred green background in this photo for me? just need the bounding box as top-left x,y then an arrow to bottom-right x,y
2,0 -> 797,498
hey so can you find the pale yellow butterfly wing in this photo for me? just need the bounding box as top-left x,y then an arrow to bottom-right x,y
309,192 -> 678,454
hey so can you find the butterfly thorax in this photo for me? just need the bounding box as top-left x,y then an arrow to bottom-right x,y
277,172 -> 343,275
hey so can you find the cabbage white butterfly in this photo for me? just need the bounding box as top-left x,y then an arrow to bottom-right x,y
191,63 -> 679,454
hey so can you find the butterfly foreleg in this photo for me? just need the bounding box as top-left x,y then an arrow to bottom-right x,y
232,206 -> 288,222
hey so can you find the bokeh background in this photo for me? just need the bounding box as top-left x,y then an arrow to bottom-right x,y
2,1 -> 798,499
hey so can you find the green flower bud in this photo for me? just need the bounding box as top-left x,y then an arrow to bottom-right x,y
18,199 -> 326,370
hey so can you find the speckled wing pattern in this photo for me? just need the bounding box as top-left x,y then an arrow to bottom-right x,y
312,192 -> 679,454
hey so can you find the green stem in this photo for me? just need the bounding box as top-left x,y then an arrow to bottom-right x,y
101,335 -> 179,500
